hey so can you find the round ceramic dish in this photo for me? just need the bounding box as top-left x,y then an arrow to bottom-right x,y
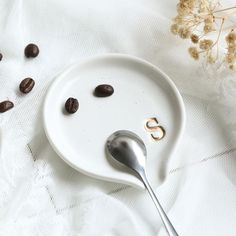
43,54 -> 185,188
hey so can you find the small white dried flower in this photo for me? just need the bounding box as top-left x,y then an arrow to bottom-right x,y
188,47 -> 199,60
190,34 -> 199,44
177,0 -> 197,17
199,0 -> 210,13
178,27 -> 191,39
207,54 -> 216,64
203,24 -> 215,34
229,64 -> 235,70
173,16 -> 184,24
225,54 -> 236,64
204,16 -> 214,25
225,30 -> 236,68
199,39 -> 214,50
171,24 -> 179,35
226,31 -> 236,45
203,16 -> 215,33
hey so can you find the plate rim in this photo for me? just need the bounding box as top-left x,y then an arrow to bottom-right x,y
43,53 -> 186,188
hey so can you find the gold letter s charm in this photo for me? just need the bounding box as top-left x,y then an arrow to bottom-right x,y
145,117 -> 166,141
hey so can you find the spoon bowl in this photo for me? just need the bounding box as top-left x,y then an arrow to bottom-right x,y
106,130 -> 146,174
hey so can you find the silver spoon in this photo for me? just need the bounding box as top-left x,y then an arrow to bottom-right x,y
106,130 -> 178,236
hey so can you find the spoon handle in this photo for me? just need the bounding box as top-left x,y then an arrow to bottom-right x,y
140,173 -> 178,236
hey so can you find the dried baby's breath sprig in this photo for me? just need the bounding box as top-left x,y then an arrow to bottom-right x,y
170,0 -> 236,70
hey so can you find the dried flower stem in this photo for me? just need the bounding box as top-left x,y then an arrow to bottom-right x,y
213,6 -> 236,13
212,18 -> 225,48
215,18 -> 225,59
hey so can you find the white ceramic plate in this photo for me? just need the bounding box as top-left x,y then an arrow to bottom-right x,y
43,54 -> 185,188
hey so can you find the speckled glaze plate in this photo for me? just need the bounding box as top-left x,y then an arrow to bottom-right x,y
43,54 -> 185,189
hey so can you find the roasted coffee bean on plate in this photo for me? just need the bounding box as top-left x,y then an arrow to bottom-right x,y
19,78 -> 35,94
94,84 -> 114,97
24,44 -> 39,58
65,97 -> 79,114
0,101 -> 14,113
0,53 -> 2,61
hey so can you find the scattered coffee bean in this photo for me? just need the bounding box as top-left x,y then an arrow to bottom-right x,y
0,101 -> 14,113
65,97 -> 79,114
19,78 -> 35,94
24,44 -> 39,58
94,84 -> 114,97
0,53 -> 2,61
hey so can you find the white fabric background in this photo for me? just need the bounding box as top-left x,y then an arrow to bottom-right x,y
0,0 -> 236,235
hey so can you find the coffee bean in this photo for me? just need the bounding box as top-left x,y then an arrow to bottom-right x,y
65,97 -> 79,114
24,44 -> 39,58
0,53 -> 2,61
94,84 -> 114,97
19,78 -> 35,94
0,101 -> 14,113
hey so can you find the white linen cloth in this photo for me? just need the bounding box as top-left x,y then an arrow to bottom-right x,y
0,0 -> 236,235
